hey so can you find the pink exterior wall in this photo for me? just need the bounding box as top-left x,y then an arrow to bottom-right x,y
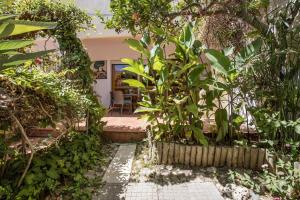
33,36 -> 175,108
81,37 -> 140,108
81,37 -> 140,61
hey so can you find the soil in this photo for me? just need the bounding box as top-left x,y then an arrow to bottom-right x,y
130,142 -> 273,200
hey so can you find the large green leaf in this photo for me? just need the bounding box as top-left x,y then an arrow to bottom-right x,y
121,58 -> 135,66
186,103 -> 198,117
0,20 -> 56,38
122,58 -> 154,82
215,108 -> 228,127
190,126 -> 208,146
180,22 -> 195,48
157,67 -> 168,86
125,38 -> 150,57
152,55 -> 164,71
0,15 -> 15,23
0,40 -> 33,51
0,49 -> 55,70
134,106 -> 162,113
122,79 -> 145,89
205,49 -> 230,76
150,44 -> 163,59
215,108 -> 228,142
295,124 -> 300,134
188,64 -> 204,86
0,51 -> 22,55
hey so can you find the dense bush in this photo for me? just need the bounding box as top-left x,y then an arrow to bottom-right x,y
111,0 -> 300,148
114,2 -> 300,198
0,68 -> 103,129
121,23 -> 249,145
0,131 -> 103,200
15,0 -> 95,86
0,1 -> 105,197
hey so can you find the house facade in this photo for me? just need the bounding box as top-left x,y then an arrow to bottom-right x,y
75,0 -> 140,108
34,0 -> 140,108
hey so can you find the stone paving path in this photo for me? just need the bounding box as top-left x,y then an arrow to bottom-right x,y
125,182 -> 223,200
93,144 -> 224,200
102,144 -> 136,183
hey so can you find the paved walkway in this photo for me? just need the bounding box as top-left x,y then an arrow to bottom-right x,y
103,144 -> 136,183
93,144 -> 224,200
125,182 -> 223,200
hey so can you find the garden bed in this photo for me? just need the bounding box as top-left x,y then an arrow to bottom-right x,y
27,127 -> 60,138
153,142 -> 271,170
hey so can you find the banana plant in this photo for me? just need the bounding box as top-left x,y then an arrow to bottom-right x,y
204,38 -> 262,142
121,23 -> 224,145
0,15 -> 56,72
123,22 -> 263,144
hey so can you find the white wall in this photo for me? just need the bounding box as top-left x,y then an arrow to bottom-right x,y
82,37 -> 141,108
93,61 -> 112,108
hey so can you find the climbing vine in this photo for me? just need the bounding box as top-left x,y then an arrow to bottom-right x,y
0,0 -> 105,198
15,0 -> 94,86
13,0 -> 104,132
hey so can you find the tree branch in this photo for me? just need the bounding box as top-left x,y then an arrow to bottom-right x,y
166,1 -> 271,38
10,111 -> 35,187
288,0 -> 300,25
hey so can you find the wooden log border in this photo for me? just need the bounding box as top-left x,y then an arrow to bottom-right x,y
154,142 -> 269,170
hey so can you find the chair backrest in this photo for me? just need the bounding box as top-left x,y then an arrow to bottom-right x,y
112,90 -> 124,105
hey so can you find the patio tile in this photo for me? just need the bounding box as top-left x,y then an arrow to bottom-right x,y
187,182 -> 224,200
125,183 -> 158,200
93,183 -> 126,200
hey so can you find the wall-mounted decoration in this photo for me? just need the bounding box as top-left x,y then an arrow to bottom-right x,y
93,60 -> 107,79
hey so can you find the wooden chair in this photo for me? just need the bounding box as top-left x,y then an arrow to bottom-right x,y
110,90 -> 133,115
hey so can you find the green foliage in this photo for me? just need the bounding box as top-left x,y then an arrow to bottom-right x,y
252,110 -> 300,142
6,0 -> 105,133
122,23 -> 240,145
205,49 -> 231,76
237,1 -> 300,143
229,159 -> 300,198
0,131 -> 104,200
215,109 -> 228,142
0,68 -> 104,129
103,0 -> 173,35
15,0 -> 94,87
0,1 -> 105,198
108,0 -> 300,147
0,15 -> 56,71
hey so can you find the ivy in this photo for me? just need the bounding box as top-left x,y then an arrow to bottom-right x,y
10,0 -> 104,133
0,131 -> 104,199
14,0 -> 94,86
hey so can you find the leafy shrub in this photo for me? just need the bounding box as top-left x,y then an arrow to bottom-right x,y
0,1 -> 105,198
0,68 -> 104,129
0,131 -> 103,200
229,159 -> 300,199
121,23 -> 247,145
0,15 -> 56,72
15,0 -> 94,86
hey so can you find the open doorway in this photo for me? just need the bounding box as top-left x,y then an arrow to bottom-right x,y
110,64 -> 139,115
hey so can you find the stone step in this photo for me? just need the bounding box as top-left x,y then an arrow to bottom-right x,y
102,131 -> 146,143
